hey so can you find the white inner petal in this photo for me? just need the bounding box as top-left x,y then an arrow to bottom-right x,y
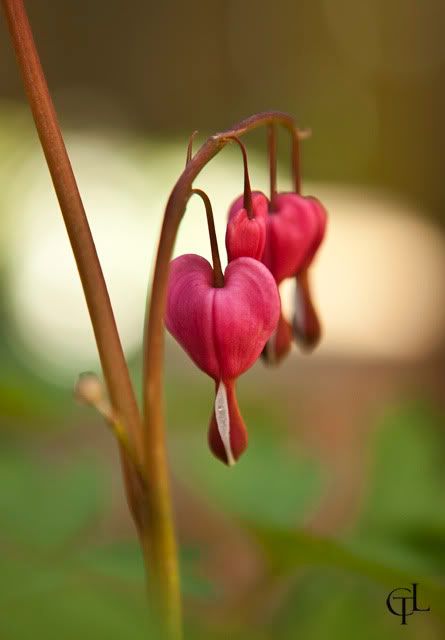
215,381 -> 235,466
294,280 -> 305,333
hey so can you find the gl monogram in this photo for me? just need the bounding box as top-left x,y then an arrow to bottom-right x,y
386,583 -> 430,625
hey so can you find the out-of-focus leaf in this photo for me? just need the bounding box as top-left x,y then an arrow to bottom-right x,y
0,567 -> 158,640
175,427 -> 323,527
359,402 -> 445,533
249,525 -> 445,619
79,542 -> 214,598
0,450 -> 104,549
272,568 -> 439,640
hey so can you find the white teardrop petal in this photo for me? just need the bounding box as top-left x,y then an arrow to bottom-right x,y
215,381 -> 235,466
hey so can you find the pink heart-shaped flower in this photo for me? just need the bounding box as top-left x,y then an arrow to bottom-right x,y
165,253 -> 280,464
166,254 -> 279,379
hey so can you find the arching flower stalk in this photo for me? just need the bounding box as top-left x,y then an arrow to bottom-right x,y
0,0 -> 319,626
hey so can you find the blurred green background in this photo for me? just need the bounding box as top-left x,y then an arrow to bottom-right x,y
0,1 -> 445,638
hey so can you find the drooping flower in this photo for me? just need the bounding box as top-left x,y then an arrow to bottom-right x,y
166,254 -> 280,465
227,190 -> 327,362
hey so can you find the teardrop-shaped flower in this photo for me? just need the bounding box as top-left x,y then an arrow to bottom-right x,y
165,254 -> 280,464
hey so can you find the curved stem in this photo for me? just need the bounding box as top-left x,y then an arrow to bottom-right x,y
268,123 -> 278,210
191,189 -> 224,287
141,112 -> 306,638
226,135 -> 253,217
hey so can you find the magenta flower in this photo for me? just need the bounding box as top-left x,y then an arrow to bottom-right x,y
227,190 -> 327,362
166,254 -> 279,465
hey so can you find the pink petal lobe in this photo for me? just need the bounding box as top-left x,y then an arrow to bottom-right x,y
165,254 -> 220,379
212,257 -> 280,379
262,193 -> 328,283
165,255 -> 280,380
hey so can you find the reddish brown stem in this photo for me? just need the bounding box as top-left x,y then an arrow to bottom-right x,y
0,1 -> 142,453
191,189 -> 224,288
226,135 -> 253,217
0,0 -> 151,623
268,123 -> 278,210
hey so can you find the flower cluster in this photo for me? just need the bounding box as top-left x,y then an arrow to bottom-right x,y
165,126 -> 327,465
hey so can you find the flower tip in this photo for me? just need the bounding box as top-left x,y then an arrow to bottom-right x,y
261,313 -> 292,366
208,380 -> 247,466
293,271 -> 322,352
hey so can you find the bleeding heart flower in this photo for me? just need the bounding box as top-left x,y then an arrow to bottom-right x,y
261,192 -> 327,360
165,253 -> 280,464
226,191 -> 268,261
227,190 -> 327,362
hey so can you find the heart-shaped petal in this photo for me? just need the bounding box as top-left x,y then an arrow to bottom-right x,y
165,254 -> 280,380
262,193 -> 327,283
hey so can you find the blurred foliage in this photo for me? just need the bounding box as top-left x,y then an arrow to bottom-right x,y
0,388 -> 444,638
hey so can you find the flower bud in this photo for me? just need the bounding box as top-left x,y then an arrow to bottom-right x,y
226,191 -> 268,261
74,372 -> 105,407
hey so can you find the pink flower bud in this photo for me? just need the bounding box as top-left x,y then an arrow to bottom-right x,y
226,191 -> 268,262
165,253 -> 280,464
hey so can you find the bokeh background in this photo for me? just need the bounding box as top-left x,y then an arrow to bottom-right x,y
1,1 -> 445,638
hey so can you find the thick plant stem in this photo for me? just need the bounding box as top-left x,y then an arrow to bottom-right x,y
0,0 -> 142,455
0,1 -> 183,636
1,0 -> 150,583
142,110 -> 307,638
